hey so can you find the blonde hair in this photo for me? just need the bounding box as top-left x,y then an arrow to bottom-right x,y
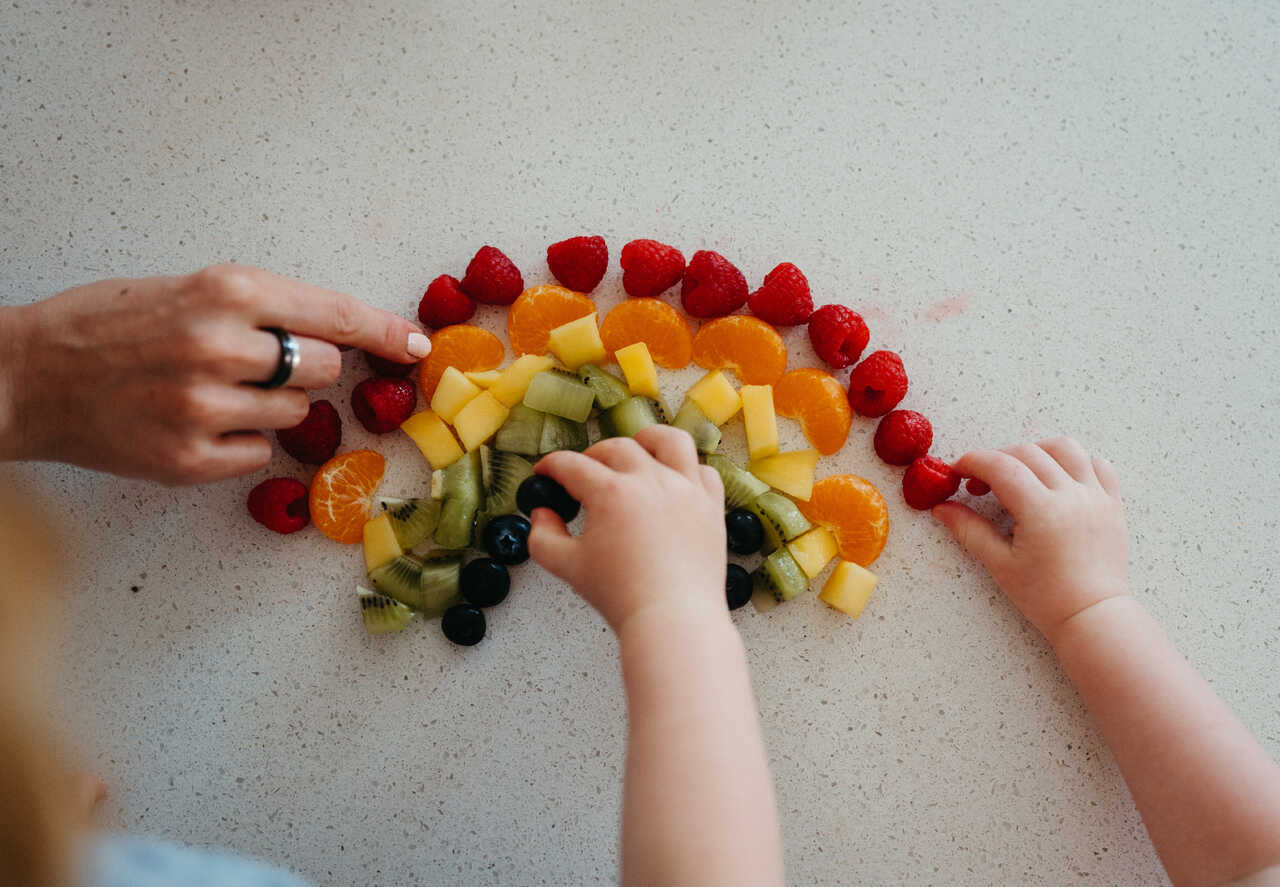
0,473 -> 74,887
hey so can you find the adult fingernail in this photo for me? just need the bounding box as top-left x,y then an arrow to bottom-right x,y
407,332 -> 431,358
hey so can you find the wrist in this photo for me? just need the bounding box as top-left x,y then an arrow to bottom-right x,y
0,304 -> 36,462
1044,592 -> 1141,652
615,597 -> 736,654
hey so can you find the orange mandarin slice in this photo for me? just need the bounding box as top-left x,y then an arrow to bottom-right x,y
419,324 -> 504,401
774,368 -> 853,455
691,315 -> 787,385
599,298 -> 694,369
507,285 -> 596,356
309,449 -> 386,544
797,474 -> 890,566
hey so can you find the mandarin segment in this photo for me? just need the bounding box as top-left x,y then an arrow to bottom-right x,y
419,325 -> 505,401
506,285 -> 596,356
691,315 -> 787,385
599,298 -> 694,369
309,449 -> 387,544
797,474 -> 890,567
774,368 -> 853,455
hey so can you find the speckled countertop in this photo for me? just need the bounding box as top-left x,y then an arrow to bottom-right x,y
2,2 -> 1278,884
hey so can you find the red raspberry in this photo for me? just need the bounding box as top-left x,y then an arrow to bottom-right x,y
363,351 -> 416,378
418,274 -> 476,328
276,399 -> 342,465
680,250 -> 749,318
873,410 -> 933,466
459,245 -> 524,305
351,377 -> 417,434
847,350 -> 908,417
807,305 -> 869,369
966,478 -> 992,496
748,262 -> 813,326
546,235 -> 608,293
902,456 -> 962,510
247,477 -> 310,534
619,239 -> 685,298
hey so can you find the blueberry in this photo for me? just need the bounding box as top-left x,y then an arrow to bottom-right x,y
460,557 -> 511,608
516,474 -> 580,523
482,514 -> 531,565
726,563 -> 753,610
725,508 -> 765,555
441,604 -> 486,646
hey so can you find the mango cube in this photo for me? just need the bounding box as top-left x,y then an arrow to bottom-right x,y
740,384 -> 779,461
400,410 -> 464,468
452,391 -> 510,452
686,371 -> 741,425
749,449 -> 819,501
786,526 -> 838,578
362,512 -> 402,572
819,561 -> 878,619
547,313 -> 607,369
430,366 -> 482,423
489,354 -> 555,407
464,369 -> 501,388
615,341 -> 661,400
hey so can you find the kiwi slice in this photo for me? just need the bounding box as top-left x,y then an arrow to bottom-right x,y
431,449 -> 482,549
417,553 -> 463,618
368,553 -> 426,607
747,491 -> 812,553
598,396 -> 666,438
704,454 -> 770,510
358,586 -> 414,634
752,548 -> 809,603
577,364 -> 629,410
539,414 -> 589,454
494,404 -> 546,457
378,497 -> 441,550
523,369 -> 595,423
671,399 -> 721,455
476,447 -> 534,531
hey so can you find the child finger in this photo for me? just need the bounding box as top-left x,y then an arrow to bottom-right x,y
582,437 -> 651,473
535,450 -> 615,504
527,509 -> 582,584
1093,457 -> 1123,500
1003,443 -> 1072,488
951,450 -> 1044,515
932,501 -> 1012,576
631,425 -> 701,479
699,464 -> 725,501
1036,437 -> 1096,484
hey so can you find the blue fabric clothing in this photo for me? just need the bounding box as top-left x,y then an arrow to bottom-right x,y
81,834 -> 312,887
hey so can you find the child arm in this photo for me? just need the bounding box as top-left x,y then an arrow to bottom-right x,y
530,426 -> 786,887
935,439 -> 1280,887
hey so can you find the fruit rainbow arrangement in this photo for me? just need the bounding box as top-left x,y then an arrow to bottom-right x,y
246,237 -> 979,645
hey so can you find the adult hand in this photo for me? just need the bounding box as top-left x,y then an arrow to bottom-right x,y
0,264 -> 429,484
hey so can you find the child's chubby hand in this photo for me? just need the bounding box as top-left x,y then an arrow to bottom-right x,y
933,437 -> 1129,645
527,425 -> 728,634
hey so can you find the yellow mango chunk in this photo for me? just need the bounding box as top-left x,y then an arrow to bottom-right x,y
786,526 -> 838,578
615,341 -> 661,400
819,561 -> 878,619
452,391 -> 510,452
740,384 -> 779,461
400,410 -> 464,469
489,354 -> 555,407
547,313 -> 607,369
464,369 -> 501,388
430,366 -> 482,423
362,512 -> 402,572
750,449 -> 820,501
686,370 -> 741,425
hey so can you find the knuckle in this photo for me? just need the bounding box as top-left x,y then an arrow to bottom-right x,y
314,344 -> 342,386
332,295 -> 365,340
196,265 -> 256,311
166,440 -> 212,484
171,386 -> 219,426
280,391 -> 311,426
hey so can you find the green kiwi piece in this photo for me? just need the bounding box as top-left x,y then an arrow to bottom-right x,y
378,497 -> 441,550
477,447 -> 534,531
358,586 -> 414,634
494,404 -> 546,457
671,399 -> 721,455
747,490 -> 812,553
368,554 -> 426,607
752,548 -> 809,603
704,454 -> 770,510
598,396 -> 666,438
539,413 -> 589,454
431,450 -> 482,549
522,369 -> 595,423
577,364 -> 629,410
417,553 -> 463,618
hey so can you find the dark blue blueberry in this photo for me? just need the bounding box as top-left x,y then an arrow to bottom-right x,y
441,604 -> 486,646
482,514 -> 531,565
725,508 -> 765,555
460,557 -> 511,608
725,563 -> 753,610
516,474 -> 580,523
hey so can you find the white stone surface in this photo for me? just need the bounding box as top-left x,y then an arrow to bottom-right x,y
2,1 -> 1278,884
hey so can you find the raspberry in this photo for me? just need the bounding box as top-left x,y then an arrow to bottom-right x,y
459,245 -> 524,305
276,399 -> 342,465
247,477 -> 310,534
902,456 -> 962,510
363,351 -> 416,378
807,305 -> 869,369
873,410 -> 933,466
748,262 -> 813,326
620,238 -> 685,299
966,478 -> 991,496
680,250 -> 749,318
351,377 -> 417,434
847,350 -> 908,417
546,235 -> 608,293
418,274 -> 476,328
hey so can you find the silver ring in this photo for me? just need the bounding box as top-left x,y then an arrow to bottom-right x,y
254,327 -> 300,389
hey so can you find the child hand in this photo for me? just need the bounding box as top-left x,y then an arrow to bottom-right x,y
527,426 -> 728,633
932,438 -> 1129,644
